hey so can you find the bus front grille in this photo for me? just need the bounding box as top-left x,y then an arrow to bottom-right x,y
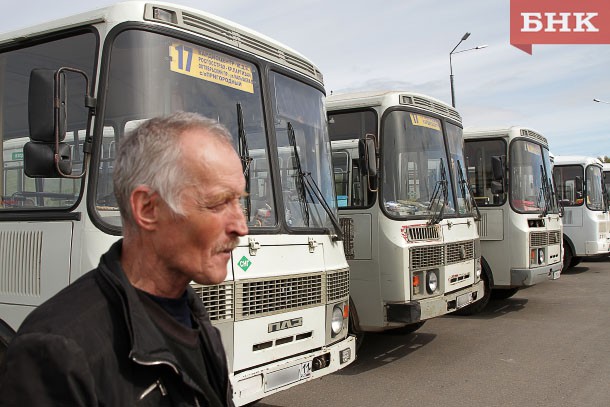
194,269 -> 349,322
327,268 -> 349,302
192,281 -> 234,321
446,240 -> 474,264
410,240 -> 475,270
548,230 -> 561,245
530,232 -> 549,247
236,273 -> 324,320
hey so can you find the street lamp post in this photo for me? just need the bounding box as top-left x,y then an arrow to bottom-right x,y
593,98 -> 610,105
449,32 -> 487,108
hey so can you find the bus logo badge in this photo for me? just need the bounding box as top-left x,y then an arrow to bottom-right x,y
238,256 -> 252,272
268,317 -> 303,333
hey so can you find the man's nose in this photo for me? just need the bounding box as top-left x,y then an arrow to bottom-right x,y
230,202 -> 249,236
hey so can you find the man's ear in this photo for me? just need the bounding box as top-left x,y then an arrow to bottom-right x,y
130,186 -> 160,231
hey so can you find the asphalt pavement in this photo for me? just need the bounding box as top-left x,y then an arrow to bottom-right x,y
257,256 -> 610,407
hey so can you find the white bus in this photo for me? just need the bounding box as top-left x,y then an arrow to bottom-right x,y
327,91 -> 484,338
552,156 -> 610,268
0,2 -> 355,404
463,127 -> 562,301
602,163 -> 610,200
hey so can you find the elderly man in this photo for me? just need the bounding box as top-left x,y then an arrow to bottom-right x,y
0,112 -> 248,406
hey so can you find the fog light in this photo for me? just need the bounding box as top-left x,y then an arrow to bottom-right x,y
426,271 -> 438,294
331,305 -> 344,335
530,248 -> 538,265
412,272 -> 422,295
475,258 -> 482,278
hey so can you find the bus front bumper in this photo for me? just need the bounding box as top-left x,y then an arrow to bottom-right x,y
511,261 -> 562,287
585,239 -> 610,255
231,335 -> 356,406
386,280 -> 485,324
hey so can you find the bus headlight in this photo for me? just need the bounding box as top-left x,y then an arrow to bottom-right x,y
331,305 -> 344,335
426,270 -> 439,294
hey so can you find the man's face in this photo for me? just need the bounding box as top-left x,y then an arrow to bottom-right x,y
156,129 -> 248,285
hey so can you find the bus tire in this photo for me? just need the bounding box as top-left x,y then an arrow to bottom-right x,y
348,297 -> 365,351
570,256 -> 582,268
453,262 -> 491,316
490,287 -> 519,300
563,244 -> 574,270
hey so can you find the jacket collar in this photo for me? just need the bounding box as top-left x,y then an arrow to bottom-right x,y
96,240 -> 184,368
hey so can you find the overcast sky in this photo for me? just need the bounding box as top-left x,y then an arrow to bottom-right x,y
2,0 -> 609,158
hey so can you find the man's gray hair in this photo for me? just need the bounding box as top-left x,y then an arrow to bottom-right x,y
113,111 -> 234,228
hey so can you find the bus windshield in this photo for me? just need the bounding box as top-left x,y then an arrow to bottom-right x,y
446,122 -> 475,216
271,72 -> 337,230
586,165 -> 605,211
97,29 -> 276,229
509,139 -> 553,214
381,111 -> 457,219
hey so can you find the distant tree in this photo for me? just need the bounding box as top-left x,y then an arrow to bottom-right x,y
598,155 -> 610,163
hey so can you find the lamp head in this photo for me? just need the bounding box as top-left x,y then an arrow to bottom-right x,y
462,32 -> 471,41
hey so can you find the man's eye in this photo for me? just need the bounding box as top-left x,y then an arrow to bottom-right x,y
208,202 -> 229,211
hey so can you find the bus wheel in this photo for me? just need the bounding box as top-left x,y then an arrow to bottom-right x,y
490,287 -> 519,300
563,244 -> 574,270
570,256 -> 582,268
348,298 -> 365,351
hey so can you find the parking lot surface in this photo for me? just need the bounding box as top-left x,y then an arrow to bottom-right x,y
257,257 -> 610,407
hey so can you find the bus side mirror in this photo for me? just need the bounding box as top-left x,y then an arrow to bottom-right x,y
491,155 -> 504,181
24,142 -> 72,177
490,155 -> 505,194
365,138 -> 377,177
574,176 -> 583,196
25,69 -> 71,177
28,69 -> 66,143
490,180 -> 503,195
359,135 -> 378,192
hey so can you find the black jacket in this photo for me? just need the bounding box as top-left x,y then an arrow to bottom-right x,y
0,240 -> 234,406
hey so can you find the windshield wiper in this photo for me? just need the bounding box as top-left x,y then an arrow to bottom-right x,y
538,164 -> 551,217
287,122 -> 343,240
236,103 -> 252,220
457,160 -> 481,221
287,122 -> 310,227
428,159 -> 448,225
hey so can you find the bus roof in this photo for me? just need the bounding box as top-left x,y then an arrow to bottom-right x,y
463,126 -> 549,148
553,155 -> 603,167
327,90 -> 461,124
0,1 -> 323,83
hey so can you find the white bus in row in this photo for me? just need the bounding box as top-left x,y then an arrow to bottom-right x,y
463,126 -> 562,303
0,2 -> 354,404
327,91 -> 484,336
602,163 -> 610,200
552,156 -> 610,267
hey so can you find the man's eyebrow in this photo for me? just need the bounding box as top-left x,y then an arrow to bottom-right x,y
202,191 -> 248,205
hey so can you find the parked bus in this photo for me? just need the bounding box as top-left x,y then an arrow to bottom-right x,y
462,127 -> 562,303
327,90 -> 484,337
602,163 -> 610,200
0,2 -> 355,404
552,156 -> 610,268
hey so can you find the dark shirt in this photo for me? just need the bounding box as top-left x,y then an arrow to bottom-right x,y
137,289 -> 224,407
